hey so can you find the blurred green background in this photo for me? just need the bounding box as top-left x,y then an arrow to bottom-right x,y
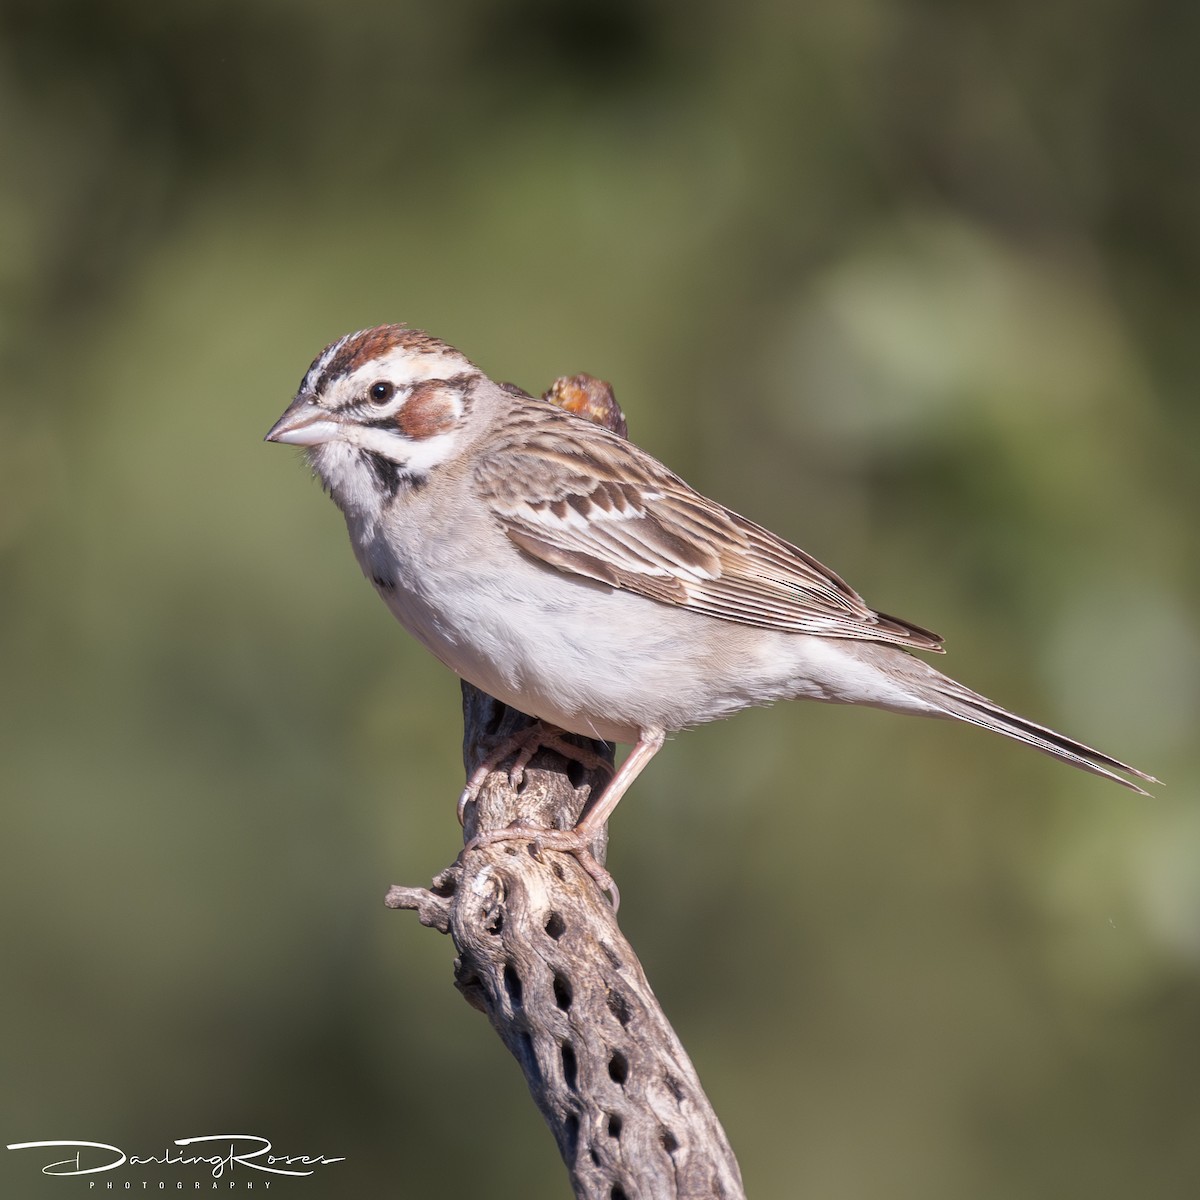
2,1 -> 1198,1196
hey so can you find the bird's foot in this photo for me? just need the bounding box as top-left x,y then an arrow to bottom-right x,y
457,722 -> 613,824
465,825 -> 620,913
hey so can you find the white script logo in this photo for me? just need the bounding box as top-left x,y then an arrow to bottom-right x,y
7,1134 -> 344,1179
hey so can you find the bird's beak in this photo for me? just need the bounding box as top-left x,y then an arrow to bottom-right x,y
264,395 -> 342,446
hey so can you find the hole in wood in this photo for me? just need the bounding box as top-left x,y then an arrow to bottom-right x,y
660,1128 -> 679,1155
485,910 -> 504,935
561,1042 -> 578,1091
664,1073 -> 685,1102
606,988 -> 630,1027
503,963 -> 523,1009
544,911 -> 566,940
608,1050 -> 628,1086
611,1186 -> 629,1200
600,941 -> 621,969
563,1113 -> 579,1159
519,1032 -> 541,1085
607,1114 -> 623,1139
551,861 -> 565,881
553,972 -> 573,1010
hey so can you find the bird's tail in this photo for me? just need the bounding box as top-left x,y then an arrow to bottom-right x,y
864,647 -> 1159,795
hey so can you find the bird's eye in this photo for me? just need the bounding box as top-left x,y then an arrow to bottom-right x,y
368,381 -> 395,405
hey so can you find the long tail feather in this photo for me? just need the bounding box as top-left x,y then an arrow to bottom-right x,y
926,674 -> 1158,795
862,647 -> 1160,794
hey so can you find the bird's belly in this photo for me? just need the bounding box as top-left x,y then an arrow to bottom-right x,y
371,561 -> 801,745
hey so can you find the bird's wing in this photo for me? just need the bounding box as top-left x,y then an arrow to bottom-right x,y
474,405 -> 943,652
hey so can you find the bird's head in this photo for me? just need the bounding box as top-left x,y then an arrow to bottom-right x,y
265,324 -> 483,506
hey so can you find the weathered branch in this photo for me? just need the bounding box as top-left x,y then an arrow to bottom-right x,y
386,376 -> 745,1200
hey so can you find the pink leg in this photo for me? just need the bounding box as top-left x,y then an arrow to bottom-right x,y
466,729 -> 667,911
507,728 -> 612,793
457,722 -> 613,825
575,729 -> 666,839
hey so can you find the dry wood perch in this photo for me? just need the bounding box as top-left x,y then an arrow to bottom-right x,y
386,375 -> 746,1200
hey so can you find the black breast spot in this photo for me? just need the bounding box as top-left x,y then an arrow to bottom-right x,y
361,450 -> 403,496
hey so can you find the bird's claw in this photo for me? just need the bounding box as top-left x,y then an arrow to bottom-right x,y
457,722 -> 613,826
465,825 -> 620,913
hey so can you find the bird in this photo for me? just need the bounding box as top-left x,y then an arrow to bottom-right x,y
265,324 -> 1156,888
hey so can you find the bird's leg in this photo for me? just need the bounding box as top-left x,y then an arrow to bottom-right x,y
465,729 -> 666,911
507,727 -> 613,793
457,721 -> 614,825
572,729 -> 665,840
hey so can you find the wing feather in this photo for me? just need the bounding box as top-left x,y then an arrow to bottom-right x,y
476,403 -> 943,652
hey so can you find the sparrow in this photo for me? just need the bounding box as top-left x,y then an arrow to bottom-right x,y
265,325 -> 1156,881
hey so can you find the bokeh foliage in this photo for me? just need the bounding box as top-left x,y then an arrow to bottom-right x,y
2,1 -> 1198,1196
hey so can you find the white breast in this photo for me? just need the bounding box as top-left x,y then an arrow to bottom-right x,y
342,481 -> 933,745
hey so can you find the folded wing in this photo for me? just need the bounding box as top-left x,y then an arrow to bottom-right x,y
475,405 -> 944,653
